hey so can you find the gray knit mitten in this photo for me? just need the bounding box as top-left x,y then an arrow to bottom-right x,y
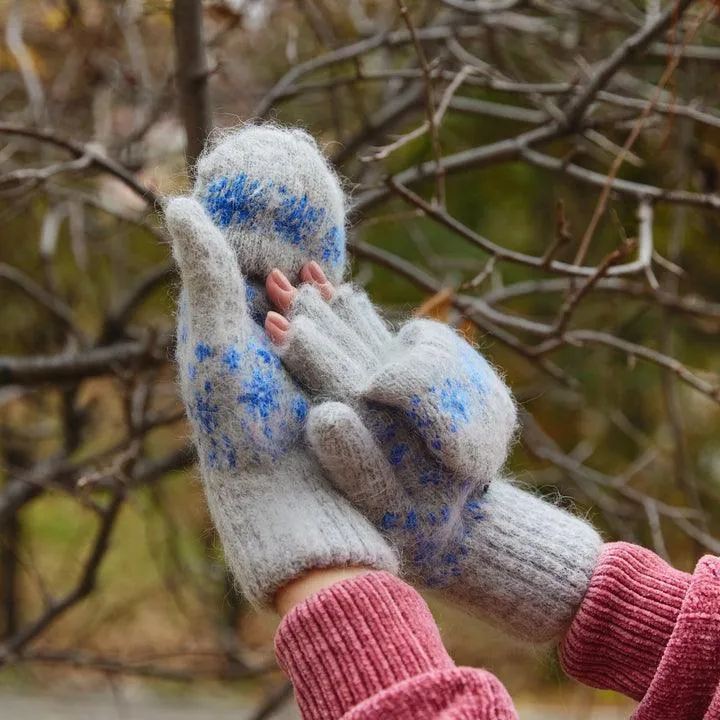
278,286 -> 515,579
166,129 -> 397,605
279,285 -> 603,641
191,124 -> 348,328
195,124 -> 346,278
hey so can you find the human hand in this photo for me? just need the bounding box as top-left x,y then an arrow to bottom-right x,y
264,264 -> 602,641
166,125 -> 397,606
264,264 -> 517,588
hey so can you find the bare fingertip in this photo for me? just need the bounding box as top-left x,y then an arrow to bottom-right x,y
268,268 -> 293,291
265,311 -> 290,345
302,262 -> 335,301
307,262 -> 327,283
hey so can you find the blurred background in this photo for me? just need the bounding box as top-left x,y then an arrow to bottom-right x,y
0,0 -> 719,717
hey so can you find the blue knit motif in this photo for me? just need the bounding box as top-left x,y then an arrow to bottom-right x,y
274,187 -> 325,248
202,173 -> 344,273
292,397 -> 309,422
204,175 -> 270,228
363,333 -> 499,586
437,378 -> 471,430
195,342 -> 214,362
366,407 -> 487,586
404,335 -> 493,458
320,226 -> 345,267
239,366 -> 281,426
185,332 -> 308,468
194,383 -> 219,435
459,341 -> 492,394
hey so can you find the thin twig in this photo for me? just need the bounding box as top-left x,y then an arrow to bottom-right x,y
0,335 -> 170,387
0,263 -> 85,342
562,0 -> 697,130
552,237 -> 637,336
364,65 -> 472,161
395,0 -> 445,204
573,2 -> 711,264
541,199 -> 573,267
388,178 -> 656,278
0,123 -> 159,206
0,491 -> 124,660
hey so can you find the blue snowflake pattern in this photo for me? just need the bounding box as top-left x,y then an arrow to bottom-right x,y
376,490 -> 482,586
203,176 -> 340,270
254,343 -> 277,367
437,378 -> 471,430
370,406 -> 460,580
238,365 -> 281,420
458,342 -> 492,396
195,342 -> 214,362
185,329 -> 308,468
208,434 -> 238,469
320,225 -> 345,266
273,187 -> 325,247
222,346 -> 241,371
292,397 -> 308,422
388,442 -> 409,466
194,384 -> 219,435
203,174 -> 270,228
369,398 -> 494,586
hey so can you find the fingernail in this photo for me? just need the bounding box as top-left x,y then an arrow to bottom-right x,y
270,269 -> 293,291
265,311 -> 290,344
307,262 -> 327,284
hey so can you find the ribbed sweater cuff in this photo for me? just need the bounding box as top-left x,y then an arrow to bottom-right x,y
275,571 -> 455,720
559,541 -> 692,701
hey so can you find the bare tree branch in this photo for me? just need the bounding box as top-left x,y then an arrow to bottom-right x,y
173,0 -> 212,169
0,123 -> 159,206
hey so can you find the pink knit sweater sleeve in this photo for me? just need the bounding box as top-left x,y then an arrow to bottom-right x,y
274,571 -> 518,720
559,542 -> 720,719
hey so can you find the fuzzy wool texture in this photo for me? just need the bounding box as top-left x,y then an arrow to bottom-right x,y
276,571 -> 519,720
277,551 -> 720,720
282,283 -> 602,641
192,124 -> 347,285
173,122 -> 601,639
281,284 -> 516,584
439,480 -> 602,641
166,196 -> 397,606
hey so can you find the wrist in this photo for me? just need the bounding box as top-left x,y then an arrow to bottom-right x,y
275,566 -> 376,616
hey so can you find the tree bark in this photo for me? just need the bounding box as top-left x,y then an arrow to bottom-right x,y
172,0 -> 212,172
